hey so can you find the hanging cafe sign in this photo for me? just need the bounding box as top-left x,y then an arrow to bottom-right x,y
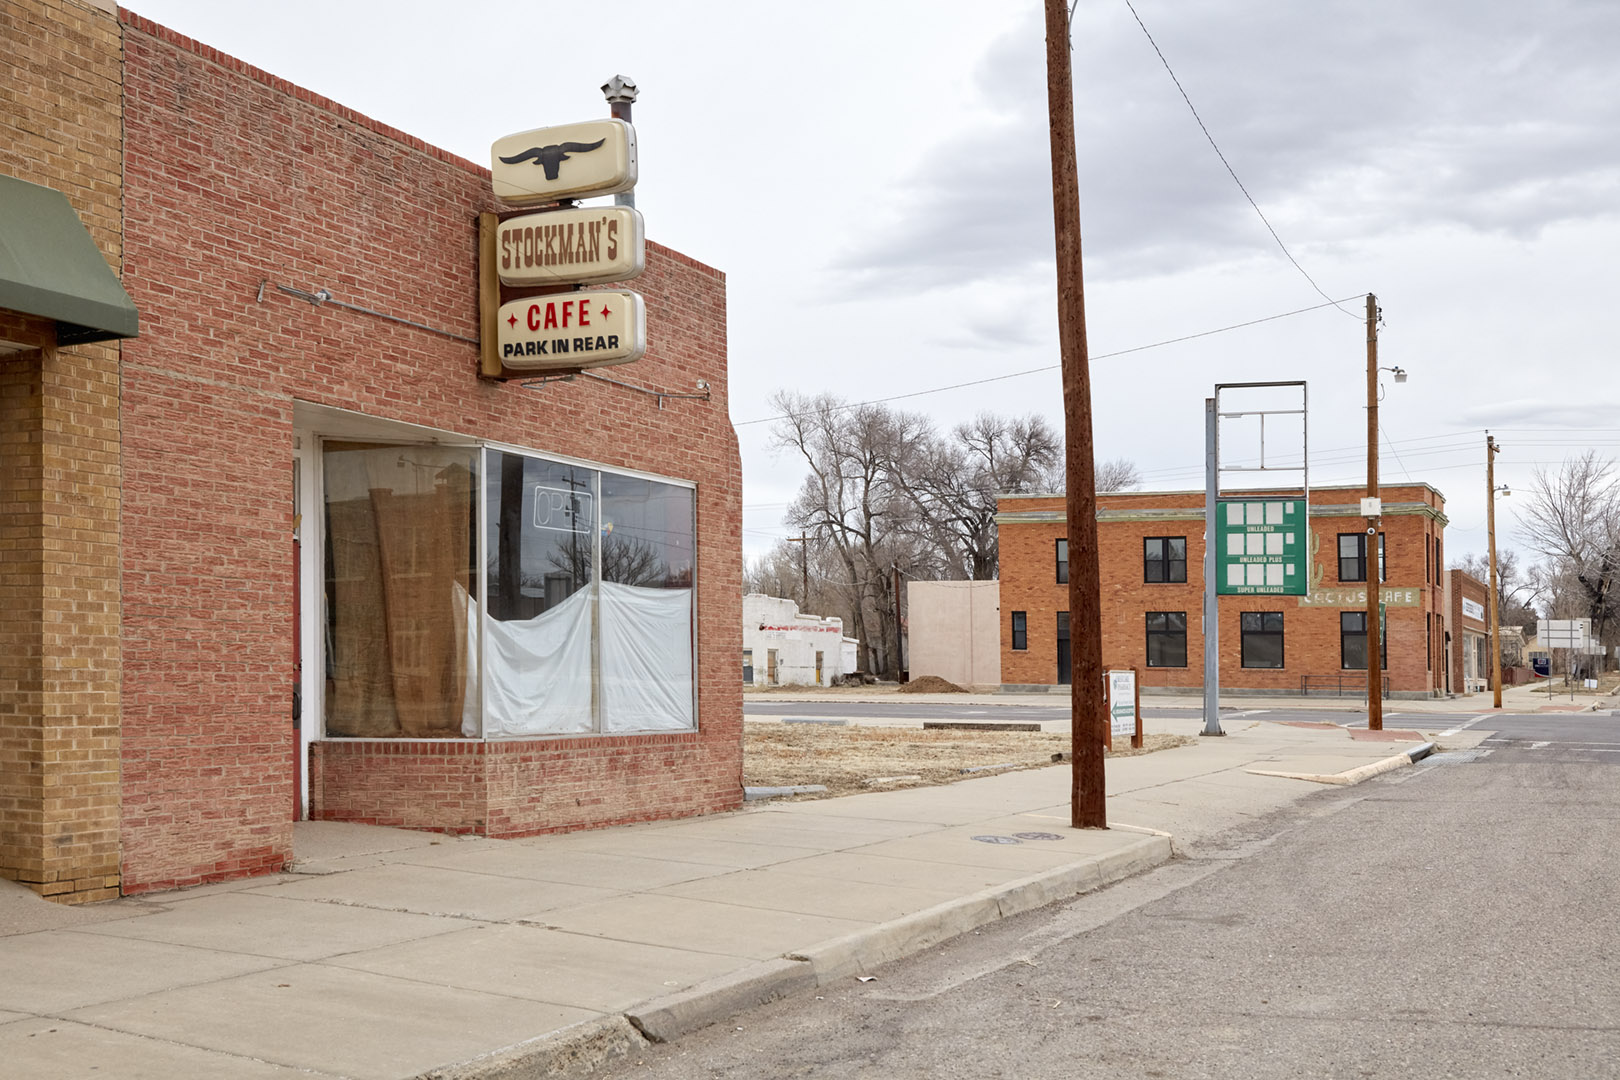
480,118 -> 647,378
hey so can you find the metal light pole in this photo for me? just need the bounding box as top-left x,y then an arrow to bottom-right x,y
1045,0 -> 1106,829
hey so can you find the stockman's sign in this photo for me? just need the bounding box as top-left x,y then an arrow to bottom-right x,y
491,119 -> 637,204
496,290 -> 645,372
496,206 -> 644,287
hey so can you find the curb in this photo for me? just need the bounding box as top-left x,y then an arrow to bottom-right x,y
418,1015 -> 649,1080
445,833 -> 1173,1075
1247,742 -> 1435,786
635,833 -> 1170,1040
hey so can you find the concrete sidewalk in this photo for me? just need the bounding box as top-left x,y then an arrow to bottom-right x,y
1,716 -> 1483,1080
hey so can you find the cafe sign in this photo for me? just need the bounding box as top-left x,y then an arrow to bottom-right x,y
495,290 -> 645,372
1298,585 -> 1422,608
496,206 -> 644,287
491,119 -> 637,205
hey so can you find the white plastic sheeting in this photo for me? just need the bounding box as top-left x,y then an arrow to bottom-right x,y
601,582 -> 694,731
457,582 -> 693,737
459,585 -> 594,736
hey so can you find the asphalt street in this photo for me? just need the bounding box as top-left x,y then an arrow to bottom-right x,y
602,713 -> 1620,1079
742,699 -> 1486,729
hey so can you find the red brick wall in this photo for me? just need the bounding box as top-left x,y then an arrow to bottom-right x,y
309,734 -> 741,838
999,486 -> 1448,696
1448,569 -> 1489,695
118,14 -> 742,892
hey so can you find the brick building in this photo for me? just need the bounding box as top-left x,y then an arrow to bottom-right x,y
997,484 -> 1449,698
1445,568 -> 1491,695
2,0 -> 742,902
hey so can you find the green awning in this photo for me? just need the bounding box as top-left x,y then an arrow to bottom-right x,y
0,173 -> 138,345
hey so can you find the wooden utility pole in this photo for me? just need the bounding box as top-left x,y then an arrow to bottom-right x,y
786,532 -> 809,609
1487,433 -> 1503,709
892,563 -> 905,683
1044,0 -> 1106,829
1365,294 -> 1384,730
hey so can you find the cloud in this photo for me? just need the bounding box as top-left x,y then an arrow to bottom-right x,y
829,0 -> 1620,296
1459,398 -> 1620,429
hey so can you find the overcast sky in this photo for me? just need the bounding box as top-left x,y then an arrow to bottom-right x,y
127,0 -> 1620,576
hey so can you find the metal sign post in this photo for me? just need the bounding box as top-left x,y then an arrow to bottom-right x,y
1203,398 -> 1221,735
1202,382 -> 1309,738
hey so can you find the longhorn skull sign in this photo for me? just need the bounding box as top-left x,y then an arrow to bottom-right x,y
498,138 -> 606,181
490,119 -> 637,205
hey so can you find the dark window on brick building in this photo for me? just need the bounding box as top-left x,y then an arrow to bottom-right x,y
1056,539 -> 1068,584
1144,536 -> 1187,583
1337,533 -> 1386,583
1241,612 -> 1285,668
1340,610 -> 1387,670
1146,611 -> 1188,668
1011,610 -> 1027,650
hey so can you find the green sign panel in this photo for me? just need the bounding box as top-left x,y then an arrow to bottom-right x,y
1216,498 -> 1308,596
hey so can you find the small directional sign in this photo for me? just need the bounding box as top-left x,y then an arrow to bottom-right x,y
1216,499 -> 1308,596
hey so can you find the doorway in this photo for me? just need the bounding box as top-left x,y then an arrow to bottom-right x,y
1056,611 -> 1072,685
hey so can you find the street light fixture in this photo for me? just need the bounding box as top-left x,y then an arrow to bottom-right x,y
1365,298 -> 1404,730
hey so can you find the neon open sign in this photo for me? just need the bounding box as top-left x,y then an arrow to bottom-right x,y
532,485 -> 593,534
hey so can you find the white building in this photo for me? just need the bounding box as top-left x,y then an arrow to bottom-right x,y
742,594 -> 857,686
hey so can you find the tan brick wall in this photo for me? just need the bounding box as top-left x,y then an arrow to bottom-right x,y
0,0 -> 124,903
999,486 -> 1448,697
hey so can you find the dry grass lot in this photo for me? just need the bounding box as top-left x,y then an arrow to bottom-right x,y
745,722 -> 1194,799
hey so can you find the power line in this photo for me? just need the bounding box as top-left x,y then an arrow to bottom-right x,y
735,296 -> 1360,428
1121,0 -> 1359,320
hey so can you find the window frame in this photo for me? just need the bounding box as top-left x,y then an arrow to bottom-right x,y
1011,610 -> 1028,651
1339,610 -> 1388,670
1143,535 -> 1188,584
1145,610 -> 1188,668
316,432 -> 700,743
1239,611 -> 1285,669
1056,538 -> 1068,585
1336,532 -> 1386,583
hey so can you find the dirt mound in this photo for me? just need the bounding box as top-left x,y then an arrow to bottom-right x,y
899,675 -> 966,694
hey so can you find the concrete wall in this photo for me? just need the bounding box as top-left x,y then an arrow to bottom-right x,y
743,595 -> 848,686
906,581 -> 1000,687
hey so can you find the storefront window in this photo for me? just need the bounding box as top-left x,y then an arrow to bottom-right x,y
323,441 -> 696,740
477,451 -> 599,736
323,442 -> 478,737
599,473 -> 696,732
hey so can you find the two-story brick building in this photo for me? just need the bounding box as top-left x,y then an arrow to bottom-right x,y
2,0 -> 742,902
997,484 -> 1448,698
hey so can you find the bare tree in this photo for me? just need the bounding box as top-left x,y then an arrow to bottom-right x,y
1094,456 -> 1144,492
890,412 -> 1062,580
1039,453 -> 1142,494
1517,451 -> 1620,647
770,391 -> 931,679
1452,549 -> 1539,632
